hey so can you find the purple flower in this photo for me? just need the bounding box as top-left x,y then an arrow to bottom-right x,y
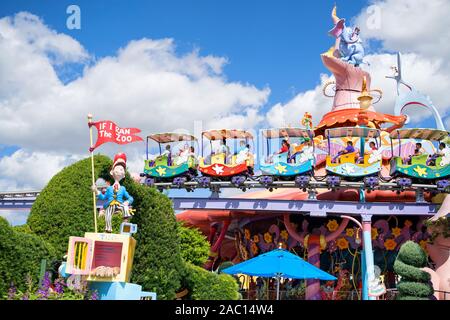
7,283 -> 16,300
90,290 -> 99,300
37,272 -> 51,300
54,278 -> 65,295
21,293 -> 29,300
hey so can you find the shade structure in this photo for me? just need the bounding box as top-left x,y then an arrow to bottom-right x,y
222,248 -> 336,300
222,248 -> 336,280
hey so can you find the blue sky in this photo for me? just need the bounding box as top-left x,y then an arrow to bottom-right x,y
0,0 -> 369,106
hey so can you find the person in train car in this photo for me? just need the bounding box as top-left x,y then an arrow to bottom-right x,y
289,138 -> 313,163
333,140 -> 355,163
405,142 -> 426,164
175,143 -> 190,166
236,140 -> 249,164
214,138 -> 230,164
427,142 -> 449,166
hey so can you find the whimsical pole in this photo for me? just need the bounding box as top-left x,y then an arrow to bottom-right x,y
88,114 -> 98,233
361,214 -> 376,300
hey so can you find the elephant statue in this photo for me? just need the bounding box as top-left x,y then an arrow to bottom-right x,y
328,6 -> 366,67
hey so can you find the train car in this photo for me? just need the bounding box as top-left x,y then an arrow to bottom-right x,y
198,129 -> 254,180
389,128 -> 450,183
325,127 -> 383,180
259,128 -> 315,179
143,133 -> 198,182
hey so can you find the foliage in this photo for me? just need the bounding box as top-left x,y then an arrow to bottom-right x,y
27,155 -> 122,258
128,183 -> 184,300
27,155 -> 184,300
425,217 -> 449,242
177,222 -> 210,266
0,217 -> 55,297
286,281 -> 306,300
182,263 -> 240,300
12,224 -> 33,234
394,241 -> 434,300
4,272 -> 97,300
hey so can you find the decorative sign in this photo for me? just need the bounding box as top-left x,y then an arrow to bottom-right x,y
91,241 -> 123,269
89,120 -> 143,151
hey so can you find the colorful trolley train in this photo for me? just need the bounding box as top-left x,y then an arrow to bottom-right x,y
142,127 -> 450,186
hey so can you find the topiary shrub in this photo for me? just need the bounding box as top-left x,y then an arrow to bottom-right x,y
126,183 -> 184,300
13,224 -> 33,234
394,241 -> 434,300
0,217 -> 55,296
177,222 -> 210,266
27,155 -> 184,300
182,263 -> 240,300
27,155 -> 121,258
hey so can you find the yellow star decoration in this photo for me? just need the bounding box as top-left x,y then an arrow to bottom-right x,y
155,167 -> 167,176
275,163 -> 287,174
414,166 -> 427,177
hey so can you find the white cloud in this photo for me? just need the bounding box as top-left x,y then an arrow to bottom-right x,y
362,53 -> 450,123
0,149 -> 79,191
265,74 -> 332,128
0,12 -> 270,157
355,0 -> 450,60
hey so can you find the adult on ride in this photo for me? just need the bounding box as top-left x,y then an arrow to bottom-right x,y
405,142 -> 426,164
427,142 -> 449,166
333,140 -> 355,163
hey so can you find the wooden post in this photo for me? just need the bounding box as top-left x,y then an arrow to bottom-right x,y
88,114 -> 98,233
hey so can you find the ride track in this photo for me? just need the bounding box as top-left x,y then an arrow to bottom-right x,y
1,176 -> 444,214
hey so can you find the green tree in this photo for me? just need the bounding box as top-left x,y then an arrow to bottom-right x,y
0,217 -> 55,296
177,222 -> 210,266
394,241 -> 434,300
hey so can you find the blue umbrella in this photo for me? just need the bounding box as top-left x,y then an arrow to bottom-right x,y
222,248 -> 336,300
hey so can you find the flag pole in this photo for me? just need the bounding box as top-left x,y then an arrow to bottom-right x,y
88,114 -> 98,233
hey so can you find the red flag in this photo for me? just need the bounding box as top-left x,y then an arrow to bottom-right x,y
89,120 -> 143,152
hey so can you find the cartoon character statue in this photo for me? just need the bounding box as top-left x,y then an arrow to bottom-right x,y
92,153 -> 134,233
301,112 -> 313,130
328,5 -> 366,66
368,265 -> 387,298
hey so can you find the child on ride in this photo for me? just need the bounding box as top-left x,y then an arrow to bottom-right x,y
267,139 -> 290,163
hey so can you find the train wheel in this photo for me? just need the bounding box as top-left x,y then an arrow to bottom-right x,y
295,175 -> 311,191
326,175 -> 341,189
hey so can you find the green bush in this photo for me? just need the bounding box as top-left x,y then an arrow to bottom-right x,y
128,183 -> 184,300
27,155 -> 118,257
394,241 -> 434,300
182,263 -> 240,300
12,224 -> 33,234
27,155 -> 184,300
24,154 -> 241,300
178,222 -> 210,266
0,217 -> 55,296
